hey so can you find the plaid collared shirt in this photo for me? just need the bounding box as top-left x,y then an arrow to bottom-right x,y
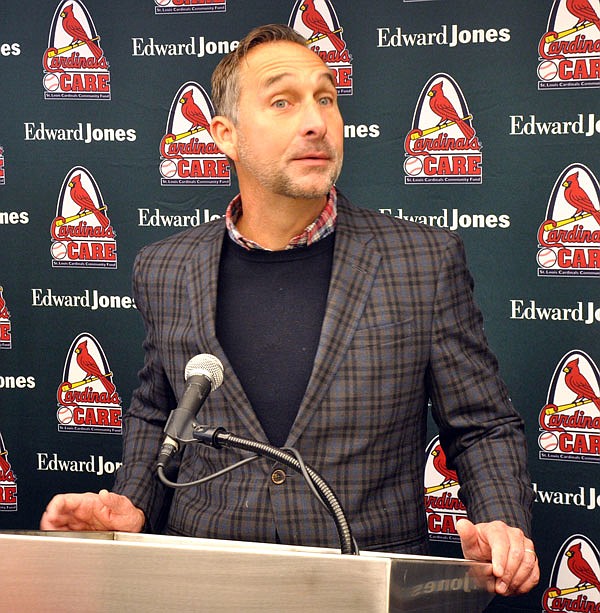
225,187 -> 338,251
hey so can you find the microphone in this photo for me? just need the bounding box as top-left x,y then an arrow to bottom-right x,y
156,354 -> 224,469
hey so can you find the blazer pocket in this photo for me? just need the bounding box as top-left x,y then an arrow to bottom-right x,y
350,319 -> 414,349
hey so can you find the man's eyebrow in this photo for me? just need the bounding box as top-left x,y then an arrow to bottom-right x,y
262,70 -> 336,90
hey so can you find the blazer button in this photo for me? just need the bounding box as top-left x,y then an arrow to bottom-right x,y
271,469 -> 286,485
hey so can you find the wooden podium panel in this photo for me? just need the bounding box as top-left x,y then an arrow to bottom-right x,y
0,531 -> 494,612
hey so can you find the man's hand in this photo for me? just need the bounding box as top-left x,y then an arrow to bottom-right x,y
40,490 -> 145,533
456,519 -> 539,596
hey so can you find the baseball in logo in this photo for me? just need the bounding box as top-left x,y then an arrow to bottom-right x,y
424,436 -> 467,541
50,166 -> 117,269
404,73 -> 482,184
159,82 -> 230,187
0,285 -> 11,350
538,0 -> 600,89
42,1 -> 110,100
0,432 -> 17,511
537,163 -> 600,277
289,0 -> 353,95
543,535 -> 600,612
56,332 -> 122,434
538,350 -> 600,463
154,0 -> 226,15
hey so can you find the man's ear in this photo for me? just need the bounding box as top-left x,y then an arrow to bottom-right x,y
211,115 -> 239,162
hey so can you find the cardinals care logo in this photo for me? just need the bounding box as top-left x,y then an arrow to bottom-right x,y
538,0 -> 600,89
56,333 -> 122,434
404,73 -> 482,184
289,0 -> 353,95
50,166 -> 117,269
0,432 -> 17,511
154,0 -> 226,14
0,285 -> 11,350
538,350 -> 600,464
159,82 -> 230,186
424,435 -> 467,541
537,163 -> 600,277
0,145 -> 5,185
543,535 -> 600,612
42,2 -> 110,100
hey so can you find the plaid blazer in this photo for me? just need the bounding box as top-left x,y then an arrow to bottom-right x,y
113,192 -> 533,554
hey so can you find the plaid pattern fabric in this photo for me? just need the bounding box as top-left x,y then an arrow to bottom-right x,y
225,187 -> 337,250
114,192 -> 533,552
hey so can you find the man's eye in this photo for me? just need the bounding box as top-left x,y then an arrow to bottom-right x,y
273,100 -> 288,109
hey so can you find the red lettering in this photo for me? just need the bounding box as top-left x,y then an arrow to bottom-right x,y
559,58 -> 600,80
0,323 -> 10,341
423,155 -> 481,176
558,248 -> 600,268
331,67 -> 352,87
59,73 -> 110,92
177,158 -> 229,178
67,241 -> 116,261
0,485 -> 17,504
427,513 -> 464,534
560,432 -> 600,454
73,407 -> 122,427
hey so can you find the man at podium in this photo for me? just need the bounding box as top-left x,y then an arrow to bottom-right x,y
41,23 -> 539,597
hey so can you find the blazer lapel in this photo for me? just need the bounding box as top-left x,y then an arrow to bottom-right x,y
286,204 -> 381,447
185,223 -> 267,441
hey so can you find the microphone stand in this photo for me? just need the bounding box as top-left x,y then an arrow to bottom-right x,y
187,424 -> 357,556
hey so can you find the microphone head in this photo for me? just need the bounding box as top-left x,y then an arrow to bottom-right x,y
185,354 -> 224,391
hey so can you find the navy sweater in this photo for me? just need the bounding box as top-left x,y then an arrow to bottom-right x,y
216,232 -> 335,446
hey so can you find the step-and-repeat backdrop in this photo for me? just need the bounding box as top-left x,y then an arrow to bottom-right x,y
1,1 -> 599,610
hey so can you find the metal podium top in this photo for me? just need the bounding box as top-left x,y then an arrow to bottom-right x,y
0,531 -> 495,613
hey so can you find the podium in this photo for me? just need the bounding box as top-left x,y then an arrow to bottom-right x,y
0,531 -> 494,612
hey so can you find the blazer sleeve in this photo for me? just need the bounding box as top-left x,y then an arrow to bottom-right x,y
112,246 -> 178,532
425,232 -> 534,536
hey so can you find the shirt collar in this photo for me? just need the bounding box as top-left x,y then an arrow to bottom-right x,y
225,187 -> 338,251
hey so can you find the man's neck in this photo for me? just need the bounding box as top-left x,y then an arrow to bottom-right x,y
235,192 -> 327,251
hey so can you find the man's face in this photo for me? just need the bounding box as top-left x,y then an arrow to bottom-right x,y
229,41 -> 344,202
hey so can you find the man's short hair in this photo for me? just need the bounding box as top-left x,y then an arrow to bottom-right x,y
211,24 -> 307,124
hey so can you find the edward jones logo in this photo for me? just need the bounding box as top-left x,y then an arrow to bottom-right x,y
154,0 -> 225,15
56,333 -> 122,434
424,436 -> 466,541
50,166 -> 117,268
404,73 -> 482,184
289,0 -> 353,95
538,350 -> 600,463
0,432 -> 17,511
543,535 -> 600,612
538,0 -> 600,89
0,286 -> 11,350
537,163 -> 600,277
42,1 -> 110,100
159,82 -> 230,186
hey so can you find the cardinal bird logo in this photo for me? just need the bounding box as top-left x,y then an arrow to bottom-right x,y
300,0 -> 346,53
431,444 -> 458,485
75,340 -> 116,395
563,172 -> 600,226
428,82 -> 475,141
567,0 -> 600,32
179,90 -> 211,134
69,174 -> 110,228
60,3 -> 103,60
567,543 -> 600,592
564,358 -> 600,411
